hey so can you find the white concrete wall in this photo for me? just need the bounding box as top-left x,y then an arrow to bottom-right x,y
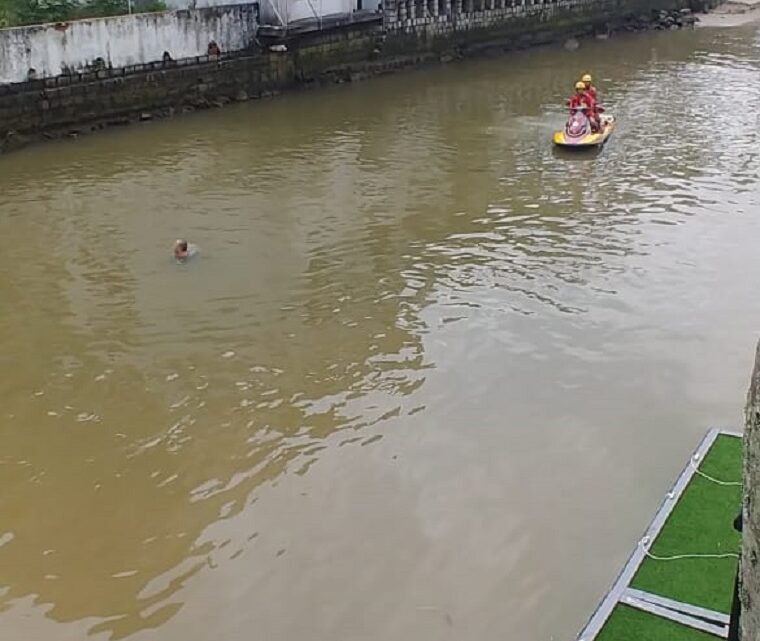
267,0 -> 351,23
0,4 -> 257,84
165,0 -> 378,26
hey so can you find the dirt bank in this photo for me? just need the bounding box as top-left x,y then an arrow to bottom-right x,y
699,0 -> 760,27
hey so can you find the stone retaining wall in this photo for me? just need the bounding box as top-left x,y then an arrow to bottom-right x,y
382,0 -> 702,51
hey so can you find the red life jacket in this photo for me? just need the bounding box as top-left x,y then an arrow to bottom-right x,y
583,91 -> 598,115
568,93 -> 590,112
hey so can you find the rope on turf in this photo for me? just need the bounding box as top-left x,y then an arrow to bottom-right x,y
639,535 -> 739,561
691,464 -> 742,486
635,448 -> 742,562
689,454 -> 742,487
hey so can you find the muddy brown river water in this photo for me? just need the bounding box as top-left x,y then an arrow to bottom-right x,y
2,22 -> 760,641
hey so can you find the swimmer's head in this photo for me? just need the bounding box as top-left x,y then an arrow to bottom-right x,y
174,240 -> 189,258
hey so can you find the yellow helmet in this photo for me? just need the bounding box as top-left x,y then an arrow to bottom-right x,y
575,81 -> 586,90
582,73 -> 592,83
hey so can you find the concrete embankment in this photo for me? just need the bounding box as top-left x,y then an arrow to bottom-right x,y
0,0 -> 716,152
742,341 -> 760,641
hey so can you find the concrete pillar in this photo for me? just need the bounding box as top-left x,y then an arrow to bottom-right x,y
383,0 -> 396,25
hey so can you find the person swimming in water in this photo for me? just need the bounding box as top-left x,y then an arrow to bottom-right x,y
174,239 -> 198,261
174,240 -> 189,260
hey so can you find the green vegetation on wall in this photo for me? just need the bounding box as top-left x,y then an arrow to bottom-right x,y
0,0 -> 167,27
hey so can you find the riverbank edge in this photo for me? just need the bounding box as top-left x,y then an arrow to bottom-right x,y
0,2 -> 714,154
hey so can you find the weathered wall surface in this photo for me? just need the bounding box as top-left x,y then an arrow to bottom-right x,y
742,341 -> 760,640
0,4 -> 258,85
382,0 -> 698,50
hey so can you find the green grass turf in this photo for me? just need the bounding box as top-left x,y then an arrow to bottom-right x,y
595,604 -> 721,641
630,433 -> 742,613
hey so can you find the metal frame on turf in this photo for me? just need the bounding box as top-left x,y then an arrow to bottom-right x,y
575,427 -> 742,641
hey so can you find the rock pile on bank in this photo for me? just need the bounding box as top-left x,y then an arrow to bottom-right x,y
621,7 -> 699,31
654,8 -> 699,28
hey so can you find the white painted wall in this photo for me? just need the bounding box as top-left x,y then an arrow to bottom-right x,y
256,0 -> 380,28
164,0 -> 379,26
268,0 -> 352,23
0,5 -> 257,85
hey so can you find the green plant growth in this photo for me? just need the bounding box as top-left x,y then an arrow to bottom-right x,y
0,0 -> 167,27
